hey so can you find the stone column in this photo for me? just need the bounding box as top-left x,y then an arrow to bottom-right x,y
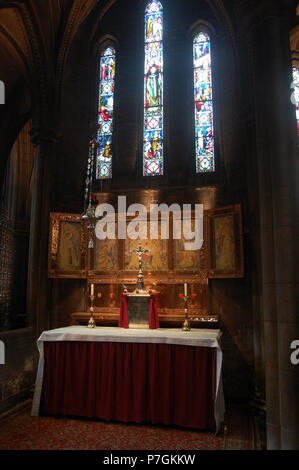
249,2 -> 299,449
26,128 -> 58,336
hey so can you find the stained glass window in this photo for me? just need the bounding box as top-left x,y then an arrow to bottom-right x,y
143,1 -> 164,176
292,67 -> 299,136
97,47 -> 115,179
193,32 -> 215,173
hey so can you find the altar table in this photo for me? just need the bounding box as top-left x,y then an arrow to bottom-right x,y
31,326 -> 225,432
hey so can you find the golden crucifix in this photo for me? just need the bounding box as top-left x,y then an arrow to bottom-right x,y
133,241 -> 149,293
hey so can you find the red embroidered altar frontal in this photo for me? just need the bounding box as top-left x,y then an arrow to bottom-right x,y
31,326 -> 224,431
40,341 -> 216,430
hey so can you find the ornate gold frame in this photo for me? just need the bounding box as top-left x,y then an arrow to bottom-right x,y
48,212 -> 87,278
48,205 -> 243,280
207,203 -> 244,278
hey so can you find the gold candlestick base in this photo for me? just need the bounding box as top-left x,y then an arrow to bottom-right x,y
87,294 -> 96,328
87,316 -> 96,328
182,295 -> 191,331
182,318 -> 191,331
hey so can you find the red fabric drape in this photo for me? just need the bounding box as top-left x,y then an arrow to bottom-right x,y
118,294 -> 129,328
118,294 -> 159,329
149,294 -> 159,328
40,341 -> 216,430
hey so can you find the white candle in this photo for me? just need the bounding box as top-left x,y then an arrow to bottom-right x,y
91,283 -> 94,296
184,283 -> 188,296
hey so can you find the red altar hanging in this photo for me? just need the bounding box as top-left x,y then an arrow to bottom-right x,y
40,340 -> 216,430
118,293 -> 160,329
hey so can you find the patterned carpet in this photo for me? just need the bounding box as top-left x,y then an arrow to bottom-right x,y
0,402 -> 261,451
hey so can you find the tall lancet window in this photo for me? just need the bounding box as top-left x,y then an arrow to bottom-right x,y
97,47 -> 116,179
143,0 -> 164,176
193,32 -> 215,173
292,67 -> 299,136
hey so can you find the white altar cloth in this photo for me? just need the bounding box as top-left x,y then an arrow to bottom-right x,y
31,326 -> 225,432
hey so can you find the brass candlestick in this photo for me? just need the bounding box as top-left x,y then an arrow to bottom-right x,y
87,293 -> 96,328
182,294 -> 191,331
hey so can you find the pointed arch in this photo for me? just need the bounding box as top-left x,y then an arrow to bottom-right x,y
290,26 -> 299,137
143,0 -> 164,176
193,31 -> 215,173
96,45 -> 116,179
292,67 -> 299,136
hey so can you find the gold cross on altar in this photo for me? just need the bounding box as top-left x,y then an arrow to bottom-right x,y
133,241 -> 149,272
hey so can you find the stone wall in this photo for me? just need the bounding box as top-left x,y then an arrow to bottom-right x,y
0,328 -> 37,414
